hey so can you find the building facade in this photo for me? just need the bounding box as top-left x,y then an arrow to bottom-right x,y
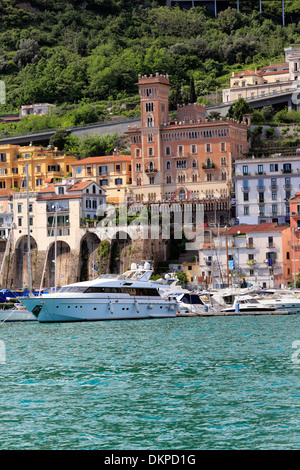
19,103 -> 56,117
198,223 -> 292,289
127,73 -> 248,224
71,153 -> 132,204
0,144 -> 77,191
222,46 -> 300,103
234,155 -> 300,225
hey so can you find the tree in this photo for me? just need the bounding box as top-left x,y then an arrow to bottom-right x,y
189,76 -> 196,103
49,129 -> 70,151
227,98 -> 251,122
175,271 -> 188,286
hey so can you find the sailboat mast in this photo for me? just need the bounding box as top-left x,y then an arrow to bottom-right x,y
26,163 -> 32,295
225,225 -> 229,288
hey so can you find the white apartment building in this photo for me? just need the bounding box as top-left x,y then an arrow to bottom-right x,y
13,178 -> 106,252
198,223 -> 291,289
234,155 -> 300,225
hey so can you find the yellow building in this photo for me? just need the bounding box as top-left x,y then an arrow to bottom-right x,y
71,152 -> 132,203
0,144 -> 77,191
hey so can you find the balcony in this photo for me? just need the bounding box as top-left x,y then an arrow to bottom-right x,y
171,153 -> 189,159
270,185 -> 278,191
267,243 -> 275,248
145,168 -> 158,174
246,243 -> 255,249
257,185 -> 266,191
241,186 -> 250,192
202,163 -> 215,170
247,260 -> 256,265
282,169 -> 292,174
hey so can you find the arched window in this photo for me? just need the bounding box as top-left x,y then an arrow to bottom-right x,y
166,161 -> 171,169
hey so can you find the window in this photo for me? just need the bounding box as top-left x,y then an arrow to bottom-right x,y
148,148 -> 153,157
244,206 -> 249,215
87,166 -> 92,176
243,165 -> 248,176
99,179 -> 108,186
259,192 -> 264,203
147,134 -> 153,142
191,144 -> 197,154
205,143 -> 212,153
220,142 -> 226,152
58,187 -> 64,195
29,203 -> 33,212
243,192 -> 249,201
166,161 -> 171,169
36,179 -> 42,186
270,163 -> 278,172
18,204 -> 22,213
165,147 -> 171,156
271,178 -> 277,189
259,206 -> 265,217
115,164 -> 121,173
283,163 -> 292,173
285,177 -> 291,188
243,180 -> 249,190
0,153 -> 6,162
286,191 -> 291,201
258,179 -> 264,190
258,164 -> 263,175
99,166 -> 107,175
149,177 -> 155,185
272,204 -> 278,216
272,191 -> 277,200
115,178 -> 122,185
36,165 -> 41,173
136,163 -> 141,172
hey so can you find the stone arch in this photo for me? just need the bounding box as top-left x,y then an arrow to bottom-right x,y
110,231 -> 132,274
79,232 -> 101,281
44,241 -> 71,289
14,235 -> 37,290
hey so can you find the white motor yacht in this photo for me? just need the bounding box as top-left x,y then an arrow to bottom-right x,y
18,263 -> 178,323
255,291 -> 300,314
221,295 -> 278,314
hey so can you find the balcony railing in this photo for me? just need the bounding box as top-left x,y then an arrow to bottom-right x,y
202,163 -> 215,169
247,260 -> 256,265
145,168 -> 158,174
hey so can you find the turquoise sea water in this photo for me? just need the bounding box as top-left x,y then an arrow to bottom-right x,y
0,315 -> 299,450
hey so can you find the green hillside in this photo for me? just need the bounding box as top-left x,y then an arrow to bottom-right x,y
1,0 -> 300,113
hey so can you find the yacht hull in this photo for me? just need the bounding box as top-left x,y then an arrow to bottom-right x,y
19,297 -> 177,323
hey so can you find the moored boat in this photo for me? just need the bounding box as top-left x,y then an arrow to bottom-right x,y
18,263 -> 178,323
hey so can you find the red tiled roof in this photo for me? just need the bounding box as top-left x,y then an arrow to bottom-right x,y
0,189 -> 15,197
229,222 -> 287,235
67,180 -> 95,191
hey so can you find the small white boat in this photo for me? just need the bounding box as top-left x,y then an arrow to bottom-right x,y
177,293 -> 207,315
0,303 -> 37,322
221,295 -> 278,314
